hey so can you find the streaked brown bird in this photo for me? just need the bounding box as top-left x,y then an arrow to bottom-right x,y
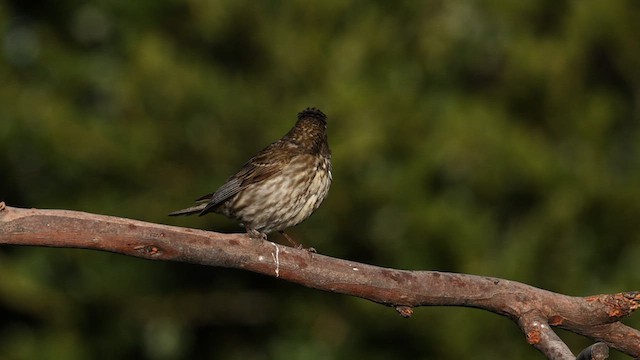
169,107 -> 332,247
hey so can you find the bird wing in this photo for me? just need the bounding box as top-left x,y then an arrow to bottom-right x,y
197,141 -> 295,215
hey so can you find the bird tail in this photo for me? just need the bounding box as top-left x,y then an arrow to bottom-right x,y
168,203 -> 208,216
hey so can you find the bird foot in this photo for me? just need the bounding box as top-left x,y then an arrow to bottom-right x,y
295,244 -> 317,253
247,229 -> 267,240
280,231 -> 316,254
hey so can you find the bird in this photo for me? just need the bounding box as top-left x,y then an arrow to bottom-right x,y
169,107 -> 332,248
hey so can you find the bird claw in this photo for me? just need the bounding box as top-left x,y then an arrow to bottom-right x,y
279,231 -> 316,255
247,229 -> 267,240
295,244 -> 317,253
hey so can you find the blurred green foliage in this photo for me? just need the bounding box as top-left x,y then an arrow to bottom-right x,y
1,0 -> 640,359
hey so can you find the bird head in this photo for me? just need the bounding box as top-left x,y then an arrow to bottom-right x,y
283,107 -> 330,155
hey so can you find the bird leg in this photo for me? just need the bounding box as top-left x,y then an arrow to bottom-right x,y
246,228 -> 267,240
279,231 -> 316,253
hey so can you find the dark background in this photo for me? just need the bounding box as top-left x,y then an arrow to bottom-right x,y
1,1 -> 640,359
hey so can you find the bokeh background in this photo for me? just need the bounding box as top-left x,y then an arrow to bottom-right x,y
2,1 -> 640,359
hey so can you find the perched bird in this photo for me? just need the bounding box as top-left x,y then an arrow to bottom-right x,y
169,107 -> 332,247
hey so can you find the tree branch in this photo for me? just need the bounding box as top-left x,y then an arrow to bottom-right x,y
576,343 -> 609,360
1,203 -> 639,359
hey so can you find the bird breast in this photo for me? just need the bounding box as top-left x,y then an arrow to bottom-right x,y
225,154 -> 332,233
